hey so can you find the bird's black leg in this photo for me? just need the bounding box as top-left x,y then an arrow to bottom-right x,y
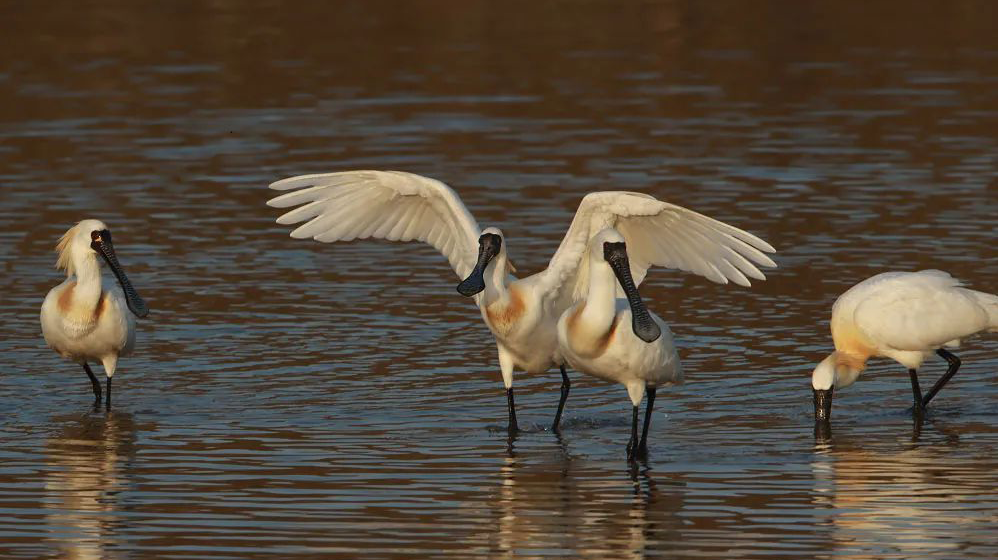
637,387 -> 656,456
908,369 -> 924,415
82,363 -> 102,408
922,349 -> 961,407
626,405 -> 639,460
552,365 -> 571,432
105,376 -> 112,411
506,388 -> 518,433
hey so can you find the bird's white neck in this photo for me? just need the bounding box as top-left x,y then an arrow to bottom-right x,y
71,252 -> 104,310
578,260 -> 618,336
482,253 -> 511,306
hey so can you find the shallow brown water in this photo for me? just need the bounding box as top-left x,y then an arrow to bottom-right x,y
1,1 -> 997,558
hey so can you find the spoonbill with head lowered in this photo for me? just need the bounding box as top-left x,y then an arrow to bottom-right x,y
811,270 -> 998,423
40,220 -> 149,410
267,171 -> 776,432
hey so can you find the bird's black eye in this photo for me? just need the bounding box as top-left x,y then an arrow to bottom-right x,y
91,230 -> 102,241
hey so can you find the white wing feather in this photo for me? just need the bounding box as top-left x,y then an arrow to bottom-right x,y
850,271 -> 993,351
267,170 -> 482,278
541,191 -> 777,300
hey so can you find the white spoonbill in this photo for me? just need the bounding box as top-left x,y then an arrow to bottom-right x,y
812,270 -> 998,422
40,220 -> 149,410
267,171 -> 776,432
557,229 -> 682,459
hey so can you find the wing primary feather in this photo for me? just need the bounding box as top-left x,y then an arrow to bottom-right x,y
275,184 -> 370,224
319,187 -> 399,242
287,193 -> 361,240
315,204 -> 378,243
716,243 -> 767,281
268,183 -> 336,208
649,221 -> 703,274
716,258 -> 751,287
276,197 -> 332,225
718,233 -> 778,269
289,187 -> 379,239
269,171 -> 373,192
669,221 -> 749,285
703,262 -> 730,285
681,217 -> 777,270
686,210 -> 776,254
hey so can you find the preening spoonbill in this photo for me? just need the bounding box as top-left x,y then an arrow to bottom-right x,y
557,229 -> 682,459
40,220 -> 148,410
812,270 -> 998,422
267,171 -> 776,432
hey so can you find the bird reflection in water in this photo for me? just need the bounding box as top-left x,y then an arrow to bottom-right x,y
487,440 -> 683,559
810,420 -> 993,559
44,412 -> 138,560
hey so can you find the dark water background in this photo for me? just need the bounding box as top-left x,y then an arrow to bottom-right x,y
1,1 -> 997,558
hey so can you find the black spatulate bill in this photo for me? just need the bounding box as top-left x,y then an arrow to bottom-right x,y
91,229 -> 149,318
604,241 -> 660,343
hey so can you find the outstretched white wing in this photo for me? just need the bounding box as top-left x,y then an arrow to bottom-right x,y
541,191 -> 777,300
267,170 -> 482,278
